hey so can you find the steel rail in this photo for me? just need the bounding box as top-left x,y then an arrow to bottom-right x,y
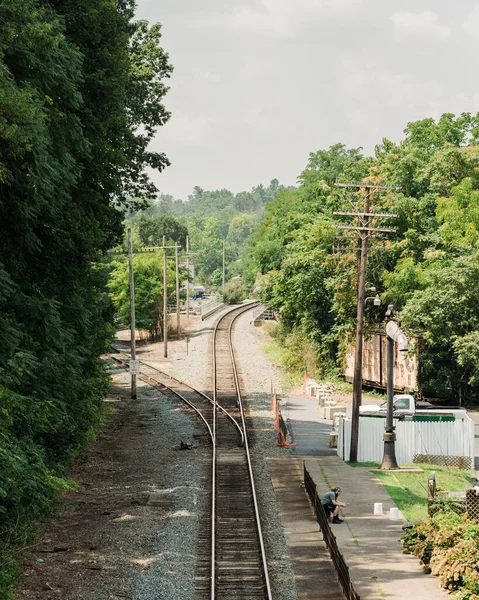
142,372 -> 214,441
211,303 -> 254,600
109,347 -> 243,443
227,309 -> 273,600
211,301 -> 272,600
210,317 -> 218,600
109,353 -> 215,441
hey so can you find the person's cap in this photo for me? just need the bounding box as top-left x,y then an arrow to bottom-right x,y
334,486 -> 342,492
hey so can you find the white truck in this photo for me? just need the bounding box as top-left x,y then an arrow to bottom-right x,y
359,394 -> 467,420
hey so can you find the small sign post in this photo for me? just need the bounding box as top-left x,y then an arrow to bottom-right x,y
129,360 -> 140,376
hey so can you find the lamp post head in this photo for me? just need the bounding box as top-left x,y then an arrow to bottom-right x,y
386,319 -> 409,352
385,304 -> 394,318
365,294 -> 381,307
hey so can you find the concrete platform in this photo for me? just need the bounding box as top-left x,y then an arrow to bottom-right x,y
303,456 -> 449,600
268,458 -> 345,600
268,393 -> 451,599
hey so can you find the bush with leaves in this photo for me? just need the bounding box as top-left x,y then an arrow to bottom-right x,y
223,279 -> 246,304
403,506 -> 479,598
0,0 -> 172,596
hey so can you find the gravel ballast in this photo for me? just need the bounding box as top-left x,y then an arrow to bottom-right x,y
158,305 -> 298,600
14,304 -> 299,600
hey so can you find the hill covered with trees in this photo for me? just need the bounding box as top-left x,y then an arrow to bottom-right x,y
126,179 -> 287,286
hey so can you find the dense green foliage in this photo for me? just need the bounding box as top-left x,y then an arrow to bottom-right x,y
0,0 -> 171,595
139,179 -> 286,284
403,507 -> 479,598
108,253 -> 184,338
223,279 -> 247,305
250,117 -> 479,402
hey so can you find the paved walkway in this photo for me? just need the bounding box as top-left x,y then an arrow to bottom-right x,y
304,457 -> 449,600
268,394 -> 451,599
268,458 -> 345,600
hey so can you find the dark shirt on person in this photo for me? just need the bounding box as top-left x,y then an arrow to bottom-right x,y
321,491 -> 336,506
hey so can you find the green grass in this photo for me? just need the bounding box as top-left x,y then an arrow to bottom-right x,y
371,464 -> 472,522
262,340 -> 304,392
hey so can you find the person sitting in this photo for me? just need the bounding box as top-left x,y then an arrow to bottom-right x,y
321,486 -> 347,524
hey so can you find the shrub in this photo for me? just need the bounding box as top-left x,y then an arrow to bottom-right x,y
223,279 -> 246,304
0,432 -> 75,597
403,506 -> 479,599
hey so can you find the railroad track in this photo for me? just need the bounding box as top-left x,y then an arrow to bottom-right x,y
108,301 -> 272,599
209,303 -> 271,600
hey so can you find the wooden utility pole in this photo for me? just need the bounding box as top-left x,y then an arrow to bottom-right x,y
186,236 -> 190,323
153,238 -> 183,357
127,228 -> 137,399
175,244 -> 180,340
116,240 -> 182,362
163,235 -> 168,357
222,241 -> 225,296
334,182 -> 399,462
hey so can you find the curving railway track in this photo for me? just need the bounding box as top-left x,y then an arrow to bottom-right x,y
109,302 -> 272,599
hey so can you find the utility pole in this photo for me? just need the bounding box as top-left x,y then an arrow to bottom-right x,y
175,244 -> 180,340
127,228 -> 137,400
222,241 -> 225,296
186,236 -> 190,323
119,240 -> 182,361
163,235 -> 168,358
154,237 -> 182,357
334,182 -> 399,462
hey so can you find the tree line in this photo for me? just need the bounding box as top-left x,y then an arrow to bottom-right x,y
110,113 -> 479,405
106,180 -> 287,336
249,114 -> 479,404
0,0 -> 171,594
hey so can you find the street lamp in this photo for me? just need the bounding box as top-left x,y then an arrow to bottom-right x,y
365,294 -> 381,307
380,304 -> 409,470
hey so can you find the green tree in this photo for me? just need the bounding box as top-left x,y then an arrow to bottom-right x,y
108,254 -> 176,338
0,0 -> 172,595
134,214 -> 188,248
223,279 -> 246,304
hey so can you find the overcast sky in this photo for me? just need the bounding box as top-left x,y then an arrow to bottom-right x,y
135,0 -> 479,199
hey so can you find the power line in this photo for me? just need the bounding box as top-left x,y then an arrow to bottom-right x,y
333,181 -> 400,463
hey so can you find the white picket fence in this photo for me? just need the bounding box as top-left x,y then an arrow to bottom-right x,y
337,415 -> 475,464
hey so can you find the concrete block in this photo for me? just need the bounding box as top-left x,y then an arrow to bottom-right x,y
324,406 -> 347,420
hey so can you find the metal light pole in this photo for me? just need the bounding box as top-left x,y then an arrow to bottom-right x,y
380,305 -> 409,470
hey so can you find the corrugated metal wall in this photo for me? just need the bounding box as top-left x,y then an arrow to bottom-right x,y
337,415 -> 475,464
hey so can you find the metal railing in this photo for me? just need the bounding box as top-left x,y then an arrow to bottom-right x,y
304,465 -> 360,600
252,304 -> 276,323
200,295 -> 224,320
